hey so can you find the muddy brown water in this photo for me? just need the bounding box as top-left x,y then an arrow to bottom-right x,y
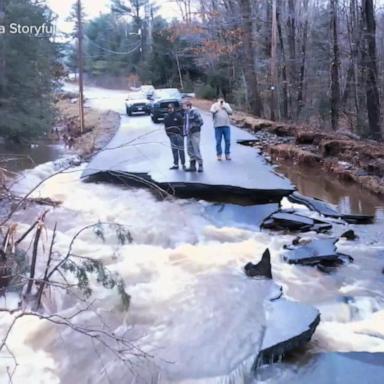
276,162 -> 384,220
0,140 -> 64,173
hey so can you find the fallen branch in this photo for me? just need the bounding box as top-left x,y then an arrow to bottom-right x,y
25,212 -> 47,295
35,223 -> 57,310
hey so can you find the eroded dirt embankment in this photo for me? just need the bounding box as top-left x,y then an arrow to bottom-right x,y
1,93 -> 120,205
53,92 -> 120,157
193,99 -> 384,197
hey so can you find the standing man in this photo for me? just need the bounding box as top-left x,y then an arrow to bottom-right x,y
183,101 -> 204,172
164,104 -> 185,170
210,98 -> 233,161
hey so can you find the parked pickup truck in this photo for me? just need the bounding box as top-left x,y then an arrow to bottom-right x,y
125,92 -> 152,116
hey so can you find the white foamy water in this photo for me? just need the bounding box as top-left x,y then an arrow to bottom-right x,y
1,156 -> 383,384
1,86 -> 384,383
2,160 -> 273,383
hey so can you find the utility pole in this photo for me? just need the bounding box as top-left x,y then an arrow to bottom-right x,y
144,1 -> 153,54
76,0 -> 85,134
175,52 -> 184,90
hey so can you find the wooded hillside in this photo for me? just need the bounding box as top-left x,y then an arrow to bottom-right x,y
70,0 -> 383,139
0,0 -> 61,142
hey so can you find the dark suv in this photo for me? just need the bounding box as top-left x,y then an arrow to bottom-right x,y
151,89 -> 182,123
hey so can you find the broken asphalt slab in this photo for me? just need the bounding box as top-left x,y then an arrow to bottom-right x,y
283,237 -> 353,267
262,211 -> 332,233
241,249 -> 320,365
257,299 -> 320,366
288,191 -> 374,224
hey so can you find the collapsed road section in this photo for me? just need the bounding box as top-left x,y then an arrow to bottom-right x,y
82,116 -> 294,203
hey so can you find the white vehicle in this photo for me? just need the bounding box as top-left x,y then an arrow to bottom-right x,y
125,92 -> 151,116
140,85 -> 155,99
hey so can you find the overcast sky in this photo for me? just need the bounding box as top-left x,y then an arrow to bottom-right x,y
46,0 -> 181,34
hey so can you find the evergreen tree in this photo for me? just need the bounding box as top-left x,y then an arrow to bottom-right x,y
0,0 -> 58,142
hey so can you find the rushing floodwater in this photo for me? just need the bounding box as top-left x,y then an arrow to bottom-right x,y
1,87 -> 384,383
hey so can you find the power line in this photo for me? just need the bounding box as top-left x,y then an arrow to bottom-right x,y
85,36 -> 142,55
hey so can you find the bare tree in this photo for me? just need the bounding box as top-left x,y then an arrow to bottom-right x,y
277,0 -> 289,119
287,0 -> 297,114
238,0 -> 264,116
296,0 -> 309,118
270,0 -> 278,120
342,0 -> 362,130
362,0 -> 381,139
330,0 -> 340,130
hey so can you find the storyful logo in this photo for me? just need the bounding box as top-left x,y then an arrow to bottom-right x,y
0,23 -> 55,37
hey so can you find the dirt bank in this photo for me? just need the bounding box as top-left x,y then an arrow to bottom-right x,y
1,93 -> 120,207
193,98 -> 384,197
54,92 -> 120,157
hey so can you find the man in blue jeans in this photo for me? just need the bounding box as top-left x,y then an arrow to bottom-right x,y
210,98 -> 233,161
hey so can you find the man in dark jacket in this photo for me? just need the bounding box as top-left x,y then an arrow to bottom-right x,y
183,101 -> 204,172
164,104 -> 186,170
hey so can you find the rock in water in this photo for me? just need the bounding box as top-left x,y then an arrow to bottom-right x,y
341,229 -> 358,241
244,249 -> 273,279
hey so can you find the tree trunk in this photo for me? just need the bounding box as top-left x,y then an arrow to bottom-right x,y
270,0 -> 278,120
362,0 -> 381,139
297,0 -> 309,118
239,0 -> 264,116
342,0 -> 362,132
330,0 -> 340,131
287,0 -> 296,114
26,223 -> 43,295
277,0 -> 288,119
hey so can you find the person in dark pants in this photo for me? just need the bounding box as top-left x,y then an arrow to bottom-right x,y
183,101 -> 204,172
210,98 -> 233,161
164,104 -> 186,170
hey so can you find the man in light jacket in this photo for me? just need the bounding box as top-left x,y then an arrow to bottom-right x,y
210,98 -> 233,161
